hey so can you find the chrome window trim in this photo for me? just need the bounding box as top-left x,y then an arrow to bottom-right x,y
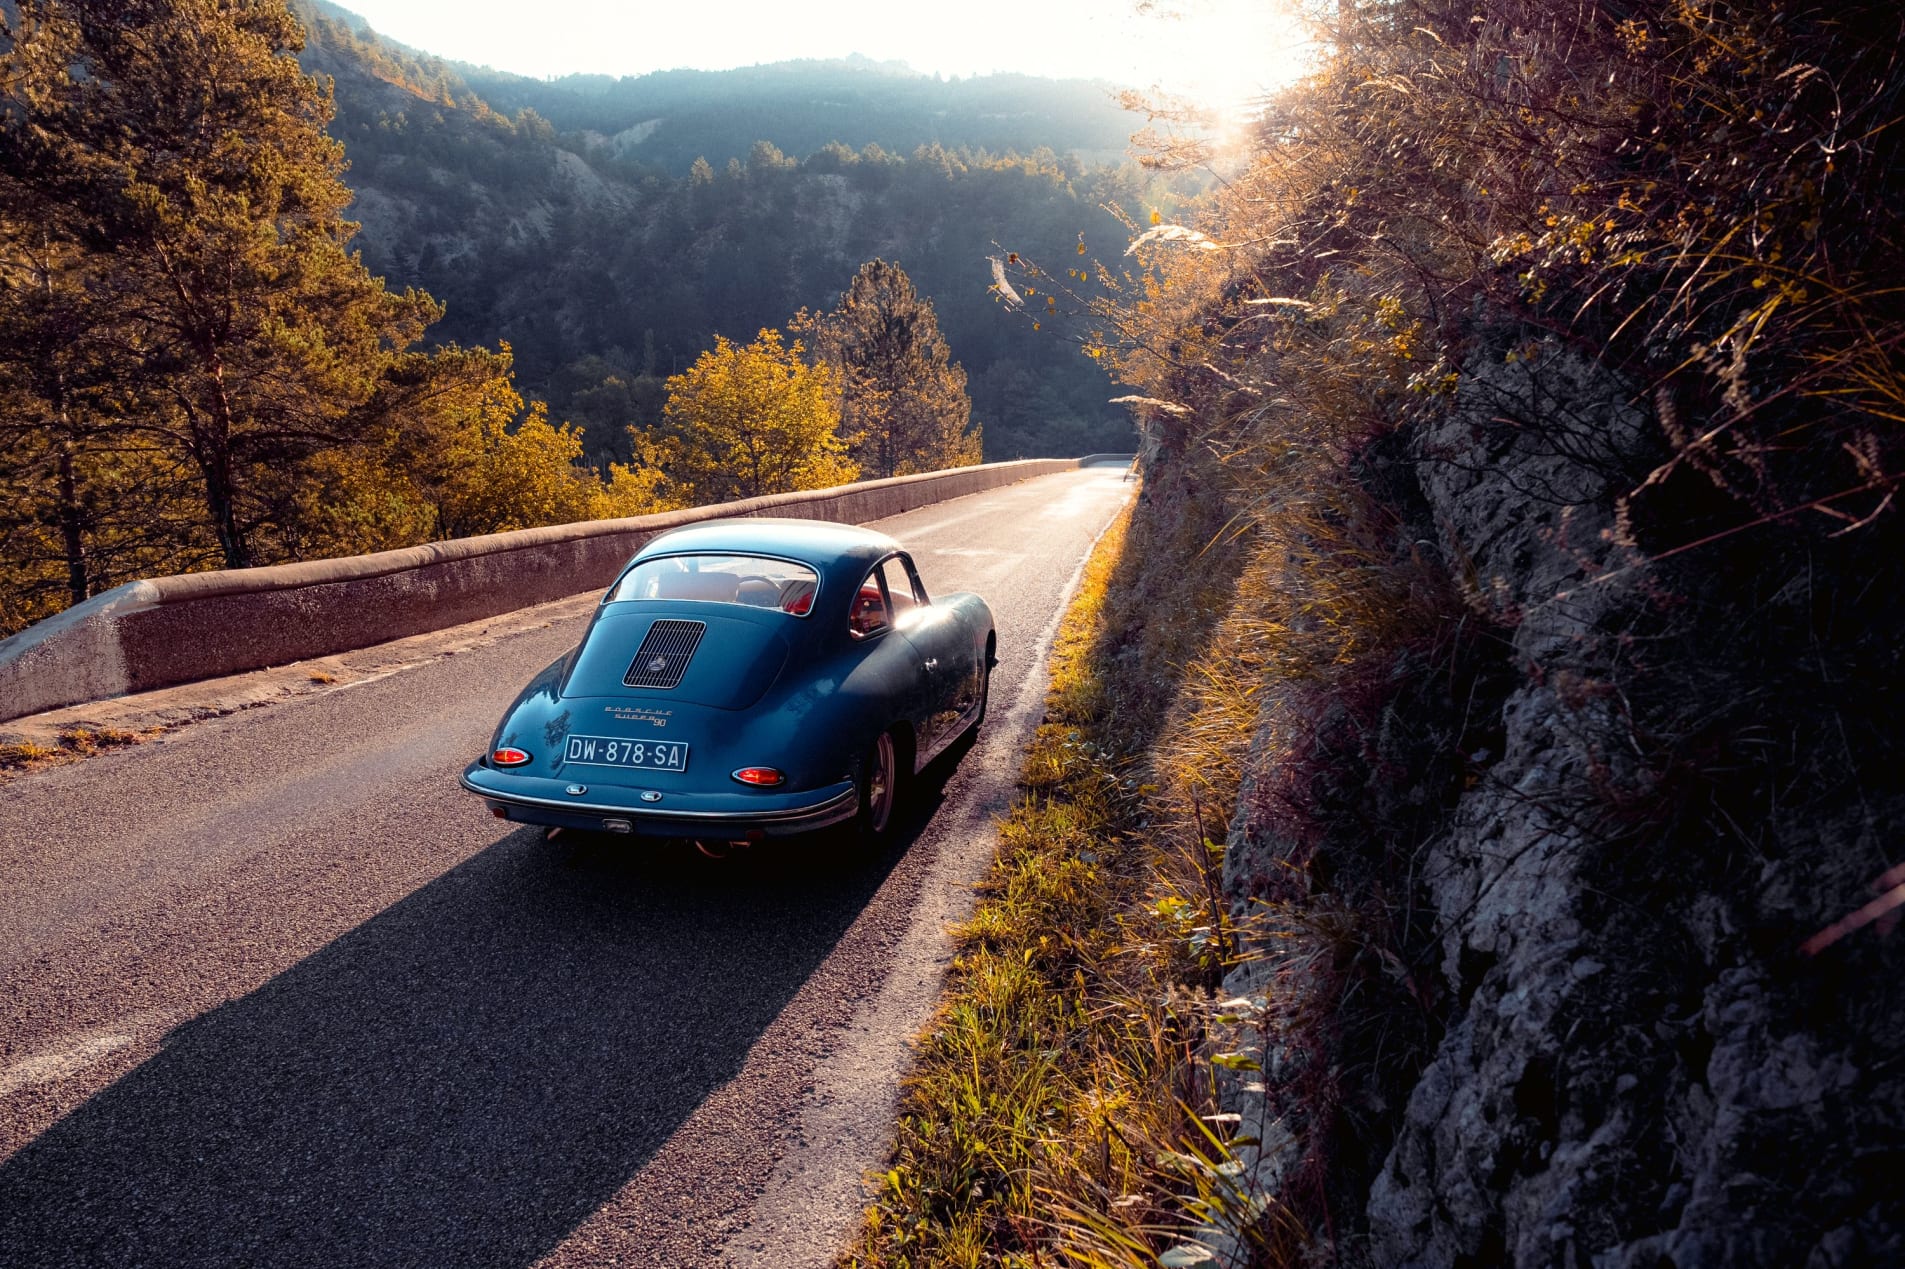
893,551 -> 930,606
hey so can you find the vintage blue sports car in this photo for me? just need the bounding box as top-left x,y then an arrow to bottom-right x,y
461,518 -> 996,851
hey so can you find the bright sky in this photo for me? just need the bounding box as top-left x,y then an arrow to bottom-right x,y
330,0 -> 1315,116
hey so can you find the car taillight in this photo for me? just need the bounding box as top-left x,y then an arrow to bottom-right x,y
492,747 -> 532,767
731,766 -> 784,787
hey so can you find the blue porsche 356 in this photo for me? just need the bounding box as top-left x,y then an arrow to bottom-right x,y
461,518 -> 996,850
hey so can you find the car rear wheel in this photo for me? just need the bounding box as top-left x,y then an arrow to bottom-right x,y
971,652 -> 992,731
953,638 -> 994,751
855,729 -> 900,840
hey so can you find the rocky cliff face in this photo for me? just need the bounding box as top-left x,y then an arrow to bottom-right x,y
1210,345 -> 1905,1266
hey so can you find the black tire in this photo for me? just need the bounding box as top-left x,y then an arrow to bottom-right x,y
961,635 -> 994,741
854,729 -> 901,842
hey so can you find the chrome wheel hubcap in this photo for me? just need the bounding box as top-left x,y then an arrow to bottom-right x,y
867,732 -> 895,834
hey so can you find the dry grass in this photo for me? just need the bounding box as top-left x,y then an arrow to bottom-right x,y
840,411 -> 1496,1264
0,724 -> 153,775
0,739 -> 61,770
844,475 -> 1342,1266
848,505 -> 1245,1266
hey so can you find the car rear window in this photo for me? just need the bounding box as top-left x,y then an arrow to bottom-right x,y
609,553 -> 820,616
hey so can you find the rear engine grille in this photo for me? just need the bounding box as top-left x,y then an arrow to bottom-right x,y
623,619 -> 706,689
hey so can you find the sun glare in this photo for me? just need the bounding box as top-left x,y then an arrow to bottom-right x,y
1113,1 -> 1318,120
326,0 -> 1317,118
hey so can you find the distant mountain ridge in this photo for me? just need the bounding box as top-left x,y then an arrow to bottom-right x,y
305,1 -> 1137,174
291,0 -> 1155,460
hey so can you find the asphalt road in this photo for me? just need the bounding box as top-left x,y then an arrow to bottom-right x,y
0,465 -> 1133,1268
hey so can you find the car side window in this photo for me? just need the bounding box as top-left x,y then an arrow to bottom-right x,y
898,555 -> 929,605
878,557 -> 925,617
848,570 -> 890,639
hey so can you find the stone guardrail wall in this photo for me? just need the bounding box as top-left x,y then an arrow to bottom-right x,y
0,456 -> 1133,724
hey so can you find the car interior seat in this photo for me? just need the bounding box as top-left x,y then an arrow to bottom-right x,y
734,579 -> 781,607
655,572 -> 739,602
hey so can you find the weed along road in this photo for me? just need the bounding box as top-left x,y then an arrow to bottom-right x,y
0,464 -> 1132,1269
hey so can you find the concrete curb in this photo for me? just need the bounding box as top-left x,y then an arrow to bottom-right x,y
0,457 -> 1130,724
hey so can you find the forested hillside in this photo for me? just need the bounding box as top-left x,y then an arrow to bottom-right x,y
295,2 -> 1162,463
306,0 -> 1140,173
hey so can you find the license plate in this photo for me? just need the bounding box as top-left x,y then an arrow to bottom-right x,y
562,734 -> 689,772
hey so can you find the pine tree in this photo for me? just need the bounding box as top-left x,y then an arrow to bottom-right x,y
0,193 -> 161,617
794,260 -> 980,479
0,0 -> 457,569
0,5 -> 203,625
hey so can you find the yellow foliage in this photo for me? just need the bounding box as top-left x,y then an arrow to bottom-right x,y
295,349 -> 668,551
599,460 -> 676,518
297,446 -> 439,556
649,328 -> 857,504
439,400 -> 606,535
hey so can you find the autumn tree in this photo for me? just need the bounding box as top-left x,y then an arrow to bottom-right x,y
289,343 -> 670,556
647,329 -> 854,504
0,0 -> 470,570
0,0 -> 657,636
794,259 -> 980,479
0,173 -> 201,625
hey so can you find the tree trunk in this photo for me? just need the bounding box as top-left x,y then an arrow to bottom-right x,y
55,434 -> 89,607
202,446 -> 249,569
201,353 -> 251,569
36,234 -> 90,605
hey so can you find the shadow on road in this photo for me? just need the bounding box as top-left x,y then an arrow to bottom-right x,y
0,779 -> 952,1267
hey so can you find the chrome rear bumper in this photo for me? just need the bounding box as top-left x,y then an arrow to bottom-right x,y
460,768 -> 859,839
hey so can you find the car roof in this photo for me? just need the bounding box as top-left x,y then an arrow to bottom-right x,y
632,517 -> 903,578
